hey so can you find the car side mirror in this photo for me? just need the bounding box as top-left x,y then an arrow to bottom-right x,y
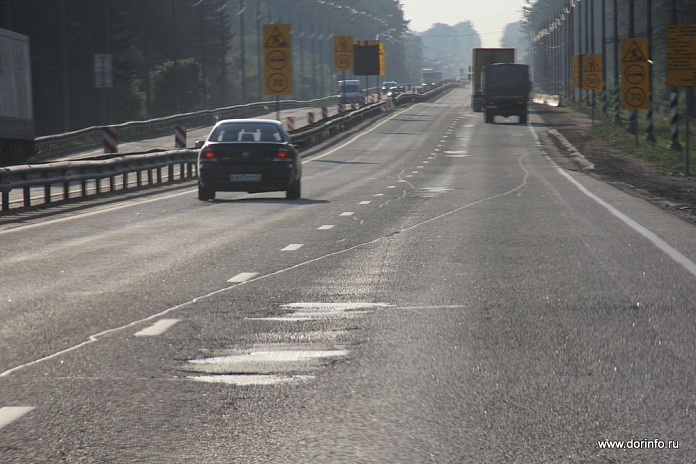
292,140 -> 307,149
195,140 -> 205,149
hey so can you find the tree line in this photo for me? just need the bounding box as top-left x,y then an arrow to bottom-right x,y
0,0 -> 416,136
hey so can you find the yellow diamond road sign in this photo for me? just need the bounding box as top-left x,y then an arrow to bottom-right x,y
333,35 -> 353,71
621,38 -> 650,109
264,24 -> 292,96
666,25 -> 696,87
582,54 -> 602,91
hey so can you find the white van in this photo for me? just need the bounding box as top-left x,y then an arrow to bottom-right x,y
338,80 -> 361,104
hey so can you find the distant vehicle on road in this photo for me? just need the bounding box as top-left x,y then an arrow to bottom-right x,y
482,63 -> 531,124
471,48 -> 515,112
338,80 -> 361,104
421,69 -> 443,87
0,28 -> 34,167
196,119 -> 302,201
381,81 -> 398,92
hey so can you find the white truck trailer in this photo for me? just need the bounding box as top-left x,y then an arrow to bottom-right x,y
0,28 -> 34,166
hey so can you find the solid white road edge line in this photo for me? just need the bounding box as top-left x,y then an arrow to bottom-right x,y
527,121 -> 696,278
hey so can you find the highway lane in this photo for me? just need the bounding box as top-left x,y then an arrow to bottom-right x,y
2,88 -> 696,462
5,101 -> 362,208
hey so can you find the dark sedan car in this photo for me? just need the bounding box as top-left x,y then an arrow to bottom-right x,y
196,119 -> 302,201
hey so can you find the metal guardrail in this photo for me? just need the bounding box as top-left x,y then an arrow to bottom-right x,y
0,150 -> 198,211
1,83 -> 457,213
34,95 -> 341,157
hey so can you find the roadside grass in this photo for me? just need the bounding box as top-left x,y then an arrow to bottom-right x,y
564,100 -> 694,175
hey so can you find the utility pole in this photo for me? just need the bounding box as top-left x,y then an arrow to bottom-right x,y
220,0 -> 228,106
240,0 -> 247,102
256,0 -> 262,100
601,0 -> 608,116
172,0 -> 181,114
102,0 -> 114,124
626,0 -> 637,135
200,4 -> 208,108
644,0 -> 656,141
60,0 -> 70,131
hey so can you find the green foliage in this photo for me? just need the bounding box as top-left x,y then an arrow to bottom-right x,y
151,59 -> 202,117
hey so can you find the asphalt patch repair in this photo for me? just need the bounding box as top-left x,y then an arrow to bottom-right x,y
533,103 -> 696,224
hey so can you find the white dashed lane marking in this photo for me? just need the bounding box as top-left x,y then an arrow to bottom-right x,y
359,201 -> 371,205
386,186 -> 396,189
340,212 -> 354,217
374,193 -> 384,196
227,272 -> 260,283
282,244 -> 304,251
317,225 -> 335,230
0,407 -> 34,431
134,319 -> 181,337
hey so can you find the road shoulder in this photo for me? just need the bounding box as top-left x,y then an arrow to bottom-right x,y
532,103 -> 696,225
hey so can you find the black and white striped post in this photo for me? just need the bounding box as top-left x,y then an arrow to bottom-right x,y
611,0 -> 622,125
644,0 -> 656,142
668,0 -> 683,151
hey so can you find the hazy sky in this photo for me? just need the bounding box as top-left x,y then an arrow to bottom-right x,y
401,0 -> 527,47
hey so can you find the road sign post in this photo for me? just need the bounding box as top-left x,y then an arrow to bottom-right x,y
621,38 -> 650,145
333,36 -> 353,72
263,24 -> 292,113
333,36 -> 353,106
582,54 -> 603,124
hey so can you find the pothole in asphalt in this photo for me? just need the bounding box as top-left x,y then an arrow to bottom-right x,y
246,302 -> 392,321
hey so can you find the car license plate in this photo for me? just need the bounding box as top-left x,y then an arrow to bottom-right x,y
230,174 -> 261,182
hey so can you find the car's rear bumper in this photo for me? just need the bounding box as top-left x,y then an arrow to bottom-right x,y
198,162 -> 299,192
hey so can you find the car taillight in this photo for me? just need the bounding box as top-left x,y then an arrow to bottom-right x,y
201,149 -> 217,161
274,149 -> 291,161
488,100 -> 495,105
517,101 -> 526,105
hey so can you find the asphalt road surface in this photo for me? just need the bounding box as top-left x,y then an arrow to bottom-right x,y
1,88 -> 696,463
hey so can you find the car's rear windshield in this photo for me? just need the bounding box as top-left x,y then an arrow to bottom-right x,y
209,123 -> 285,143
486,65 -> 529,89
339,83 -> 360,93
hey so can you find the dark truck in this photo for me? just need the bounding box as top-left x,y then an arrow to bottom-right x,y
482,63 -> 531,124
0,28 -> 34,166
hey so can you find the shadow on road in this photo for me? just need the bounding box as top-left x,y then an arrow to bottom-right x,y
210,197 -> 330,205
